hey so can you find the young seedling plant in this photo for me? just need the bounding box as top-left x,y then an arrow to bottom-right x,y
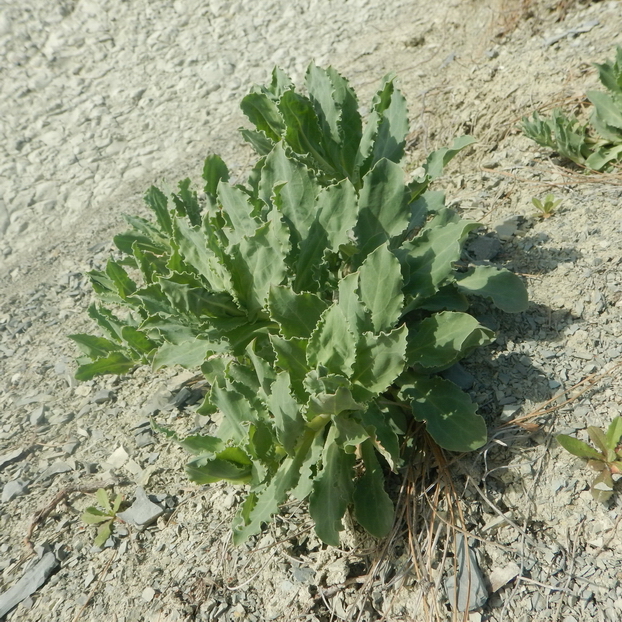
81,488 -> 124,547
557,417 -> 622,502
70,64 -> 528,546
523,46 -> 622,171
531,193 -> 561,219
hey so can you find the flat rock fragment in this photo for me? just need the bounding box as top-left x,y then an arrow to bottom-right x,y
1,479 -> 29,503
117,487 -> 164,528
0,551 -> 59,618
444,534 -> 488,612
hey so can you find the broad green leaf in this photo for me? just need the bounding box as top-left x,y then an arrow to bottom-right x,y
594,47 -> 622,96
406,312 -> 494,371
417,284 -> 469,312
556,434 -> 604,460
354,159 -> 409,263
353,440 -> 394,538
268,371 -> 305,455
69,334 -> 122,358
358,243 -> 404,333
144,186 -> 172,235
121,326 -> 157,355
240,91 -> 286,142
114,230 -> 165,257
172,178 -> 202,227
351,325 -> 408,398
270,335 -> 310,402
455,266 -> 528,313
186,451 -> 253,485
112,494 -> 123,514
424,136 -> 477,180
588,90 -> 622,130
211,380 -> 258,443
268,286 -> 328,339
259,144 -> 319,242
240,128 -> 275,156
96,489 -> 112,513
399,213 -> 480,303
151,339 -> 214,370
606,417 -> 622,449
179,434 -> 225,455
307,386 -> 364,417
588,426 -> 614,460
279,90 -> 339,178
399,374 -> 487,452
75,352 -> 135,381
317,178 -> 359,251
218,182 -> 260,242
202,154 -> 229,198
82,508 -> 112,524
309,431 -> 355,545
307,305 -> 357,376
293,217 -> 330,293
372,79 -> 408,166
585,143 -> 622,171
359,402 -> 402,471
333,415 -> 370,451
94,522 -> 112,548
338,272 -> 373,335
226,215 -> 289,315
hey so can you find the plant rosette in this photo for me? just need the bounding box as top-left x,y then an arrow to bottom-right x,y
70,64 -> 528,545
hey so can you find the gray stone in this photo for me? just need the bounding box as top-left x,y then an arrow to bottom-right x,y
0,448 -> 27,471
1,479 -> 29,503
292,567 -> 315,584
135,431 -> 154,448
494,216 -> 520,240
117,487 -> 164,528
0,550 -> 58,618
444,534 -> 488,612
36,461 -> 73,482
29,404 -> 47,426
92,389 -> 116,404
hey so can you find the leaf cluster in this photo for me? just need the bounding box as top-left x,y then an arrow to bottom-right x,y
531,193 -> 561,218
81,488 -> 123,548
557,417 -> 622,502
523,46 -> 622,171
71,65 -> 528,545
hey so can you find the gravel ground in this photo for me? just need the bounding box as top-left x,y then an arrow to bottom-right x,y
1,0 -> 622,621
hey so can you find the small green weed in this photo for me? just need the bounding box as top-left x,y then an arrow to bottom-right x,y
531,193 -> 561,218
557,417 -> 622,502
81,488 -> 123,547
523,46 -> 622,171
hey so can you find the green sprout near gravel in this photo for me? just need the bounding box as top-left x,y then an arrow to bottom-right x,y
70,64 -> 528,546
531,193 -> 561,218
523,46 -> 622,171
81,488 -> 124,548
557,417 -> 622,502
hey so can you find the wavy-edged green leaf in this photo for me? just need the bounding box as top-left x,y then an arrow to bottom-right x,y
455,266 -> 528,313
69,333 -> 123,358
359,402 -> 402,471
240,90 -> 286,142
354,158 -> 409,263
202,153 -> 229,199
585,143 -> 622,171
270,335 -> 309,402
75,351 -> 135,381
424,136 -> 477,180
338,272 -> 373,335
218,182 -> 260,242
268,371 -> 305,455
151,338 -> 214,370
358,243 -> 404,333
351,325 -> 407,398
406,311 -> 494,371
307,386 -> 364,417
399,212 -> 479,304
399,374 -> 487,452
171,177 -> 202,227
226,214 -> 289,315
186,448 -> 253,485
333,415 -> 370,452
309,430 -> 355,545
268,286 -> 328,338
121,326 -> 157,355
417,284 -> 469,312
240,128 -> 275,156
317,177 -> 359,252
372,78 -> 408,167
144,185 -> 172,236
307,304 -> 357,376
588,90 -> 622,130
353,439 -> 394,538
210,380 -> 259,444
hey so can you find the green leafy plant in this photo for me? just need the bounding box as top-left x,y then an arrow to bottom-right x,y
523,46 -> 622,171
531,193 -> 561,218
557,417 -> 622,502
81,488 -> 124,547
70,65 -> 528,545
